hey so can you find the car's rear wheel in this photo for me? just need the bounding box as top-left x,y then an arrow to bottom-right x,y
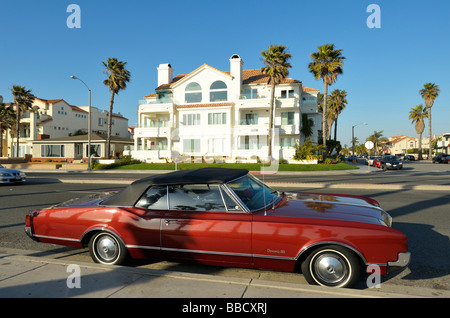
301,245 -> 361,288
88,232 -> 128,265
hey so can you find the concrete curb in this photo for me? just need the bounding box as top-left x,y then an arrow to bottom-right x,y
1,248 -> 444,298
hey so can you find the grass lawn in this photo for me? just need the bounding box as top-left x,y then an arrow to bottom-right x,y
110,162 -> 358,171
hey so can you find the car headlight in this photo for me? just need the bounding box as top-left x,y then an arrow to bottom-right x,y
386,162 -> 392,165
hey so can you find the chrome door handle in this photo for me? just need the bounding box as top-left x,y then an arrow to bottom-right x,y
164,219 -> 178,226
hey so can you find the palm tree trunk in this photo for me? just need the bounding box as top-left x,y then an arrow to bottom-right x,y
428,110 -> 432,160
418,132 -> 423,160
106,91 -> 115,159
0,127 -> 3,157
334,118 -> 338,141
268,81 -> 276,161
322,83 -> 328,158
15,107 -> 20,157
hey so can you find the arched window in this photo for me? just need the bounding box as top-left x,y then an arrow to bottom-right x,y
185,82 -> 202,103
210,81 -> 227,102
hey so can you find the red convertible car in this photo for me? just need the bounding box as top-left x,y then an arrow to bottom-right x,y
25,168 -> 410,288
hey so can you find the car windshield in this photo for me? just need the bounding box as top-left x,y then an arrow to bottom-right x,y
384,156 -> 397,161
226,175 -> 280,211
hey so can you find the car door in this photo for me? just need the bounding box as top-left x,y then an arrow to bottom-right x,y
161,184 -> 253,266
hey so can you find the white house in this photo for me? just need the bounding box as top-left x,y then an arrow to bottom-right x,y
4,97 -> 130,158
131,54 -> 322,163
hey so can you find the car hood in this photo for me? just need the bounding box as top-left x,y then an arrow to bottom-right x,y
265,192 -> 392,227
0,168 -> 24,174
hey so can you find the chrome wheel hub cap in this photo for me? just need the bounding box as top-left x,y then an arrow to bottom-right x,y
314,253 -> 346,284
96,236 -> 118,261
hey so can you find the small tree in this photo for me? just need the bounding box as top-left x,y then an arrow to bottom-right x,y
103,57 -> 131,159
409,104 -> 428,159
0,103 -> 16,157
11,85 -> 35,157
261,44 -> 292,161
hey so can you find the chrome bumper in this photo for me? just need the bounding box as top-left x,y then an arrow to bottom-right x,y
24,226 -> 39,242
388,252 -> 411,273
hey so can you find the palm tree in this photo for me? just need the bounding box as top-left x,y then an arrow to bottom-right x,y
11,85 -> 35,157
0,103 -> 16,157
308,44 -> 345,150
409,104 -> 428,160
261,44 -> 292,161
328,89 -> 347,141
366,130 -> 384,155
103,57 -> 131,159
419,83 -> 440,160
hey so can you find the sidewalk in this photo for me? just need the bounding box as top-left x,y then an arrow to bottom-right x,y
1,248 -> 448,299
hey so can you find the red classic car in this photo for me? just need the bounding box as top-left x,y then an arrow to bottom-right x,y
25,168 -> 410,288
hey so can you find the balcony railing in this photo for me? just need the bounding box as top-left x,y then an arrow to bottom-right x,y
138,98 -> 174,105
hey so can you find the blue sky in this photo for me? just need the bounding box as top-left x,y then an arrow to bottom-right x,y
1,0 -> 449,146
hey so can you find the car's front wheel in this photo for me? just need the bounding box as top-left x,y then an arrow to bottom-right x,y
88,231 -> 128,265
301,245 -> 361,288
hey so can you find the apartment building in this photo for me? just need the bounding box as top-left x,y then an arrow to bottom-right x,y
4,97 -> 130,160
131,54 -> 321,163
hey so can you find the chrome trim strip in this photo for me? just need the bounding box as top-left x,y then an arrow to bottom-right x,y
125,245 -> 296,261
33,234 -> 80,242
161,247 -> 252,257
126,245 -> 160,251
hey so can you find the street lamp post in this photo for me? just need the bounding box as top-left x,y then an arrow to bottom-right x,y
352,122 -> 368,163
70,76 -> 92,171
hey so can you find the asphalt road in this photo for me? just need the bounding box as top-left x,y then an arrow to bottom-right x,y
1,163 -> 449,293
24,159 -> 450,186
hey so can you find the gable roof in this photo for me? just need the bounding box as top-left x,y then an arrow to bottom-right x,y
152,66 -> 302,94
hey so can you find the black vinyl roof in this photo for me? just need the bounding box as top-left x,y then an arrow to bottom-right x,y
101,167 -> 248,207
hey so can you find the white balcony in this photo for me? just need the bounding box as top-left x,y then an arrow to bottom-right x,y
131,149 -> 171,162
135,126 -> 172,139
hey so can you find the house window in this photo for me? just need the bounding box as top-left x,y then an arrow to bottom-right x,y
280,137 -> 295,148
207,138 -> 225,153
183,139 -> 201,153
243,113 -> 258,125
281,89 -> 294,98
41,145 -> 65,157
210,81 -> 227,102
86,144 -> 101,158
185,82 -> 202,103
182,113 -> 200,126
240,135 -> 263,150
208,113 -> 226,125
281,112 -> 295,125
243,88 -> 258,99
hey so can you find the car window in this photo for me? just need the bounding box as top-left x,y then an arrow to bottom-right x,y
227,175 -> 278,211
219,185 -> 243,212
168,184 -> 226,211
135,186 -> 168,210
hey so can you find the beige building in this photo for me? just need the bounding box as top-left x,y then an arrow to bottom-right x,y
3,97 -> 130,159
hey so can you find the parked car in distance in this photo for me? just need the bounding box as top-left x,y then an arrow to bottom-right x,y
373,157 -> 382,168
404,155 -> 415,161
380,155 -> 403,170
25,168 -> 410,288
432,154 -> 450,163
0,164 -> 26,184
366,156 -> 376,166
